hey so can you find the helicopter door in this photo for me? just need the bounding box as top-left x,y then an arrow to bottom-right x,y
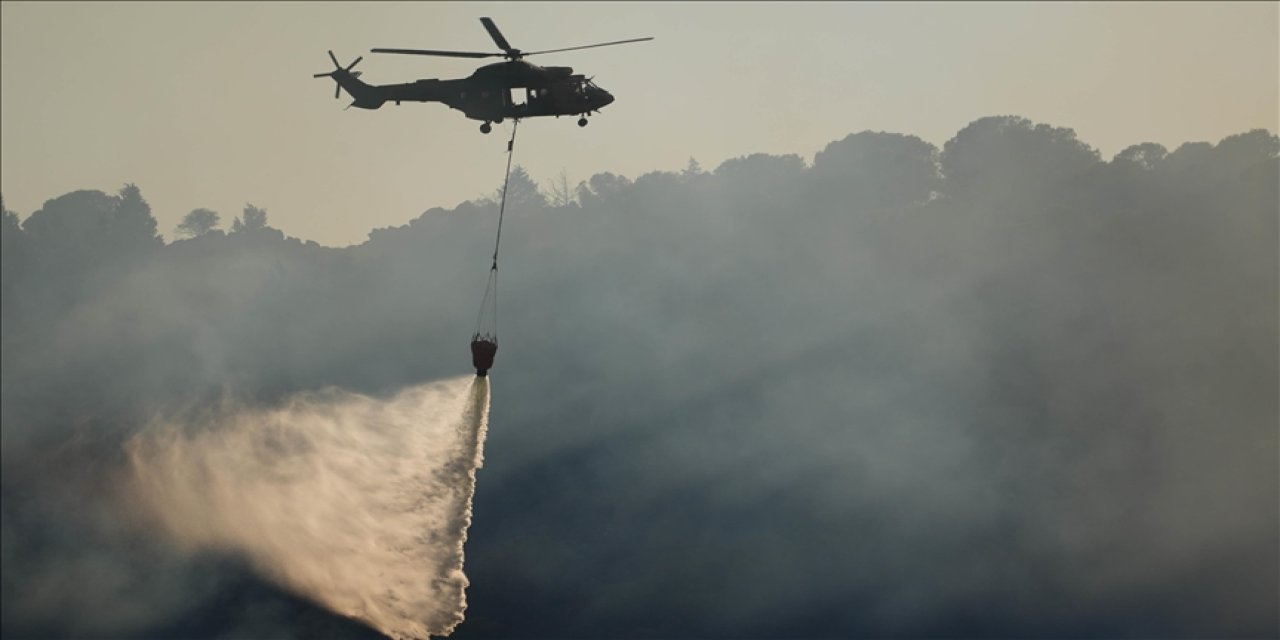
507,88 -> 527,110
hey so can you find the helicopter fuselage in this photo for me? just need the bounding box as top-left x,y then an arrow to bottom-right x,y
332,60 -> 614,123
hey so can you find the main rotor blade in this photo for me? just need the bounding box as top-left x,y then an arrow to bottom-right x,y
328,50 -> 340,67
479,17 -> 515,54
371,47 -> 499,59
522,37 -> 654,57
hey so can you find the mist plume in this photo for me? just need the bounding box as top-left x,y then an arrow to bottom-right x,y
125,376 -> 491,640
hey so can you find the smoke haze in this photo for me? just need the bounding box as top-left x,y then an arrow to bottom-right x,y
2,116 -> 1276,638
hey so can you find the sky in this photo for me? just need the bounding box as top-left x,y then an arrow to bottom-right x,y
2,1 -> 1277,246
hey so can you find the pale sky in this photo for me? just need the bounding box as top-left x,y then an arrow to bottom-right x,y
2,1 -> 1276,246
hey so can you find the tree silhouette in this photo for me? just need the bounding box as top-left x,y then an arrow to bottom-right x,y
811,131 -> 941,208
575,171 -> 631,208
683,157 -> 704,177
0,194 -> 27,316
111,184 -> 162,248
940,115 -> 1100,205
175,208 -> 221,238
547,169 -> 575,208
232,203 -> 269,233
495,166 -> 546,211
20,186 -> 161,272
1114,142 -> 1168,169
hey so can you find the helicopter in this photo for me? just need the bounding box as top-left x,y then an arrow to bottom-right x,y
313,17 -> 652,133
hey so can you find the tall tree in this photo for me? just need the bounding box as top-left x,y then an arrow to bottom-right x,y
547,169 -> 575,208
232,204 -> 269,233
494,166 -> 547,211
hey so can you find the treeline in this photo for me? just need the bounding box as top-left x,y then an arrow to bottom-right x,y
1,115 -> 1276,639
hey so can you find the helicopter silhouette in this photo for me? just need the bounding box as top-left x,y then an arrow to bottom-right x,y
314,17 -> 652,133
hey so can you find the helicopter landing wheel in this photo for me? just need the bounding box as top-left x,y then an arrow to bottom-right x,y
494,117 -> 504,124
480,122 -> 492,134
577,117 -> 589,127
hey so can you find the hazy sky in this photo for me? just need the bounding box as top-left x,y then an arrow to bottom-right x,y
2,1 -> 1276,246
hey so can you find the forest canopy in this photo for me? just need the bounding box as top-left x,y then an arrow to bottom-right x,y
2,116 -> 1277,639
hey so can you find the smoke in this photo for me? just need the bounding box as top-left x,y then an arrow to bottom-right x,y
123,376 -> 490,640
3,120 -> 1274,638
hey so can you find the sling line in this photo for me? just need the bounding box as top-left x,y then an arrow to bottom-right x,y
473,120 -> 519,342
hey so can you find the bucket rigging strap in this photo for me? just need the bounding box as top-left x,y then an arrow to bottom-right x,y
474,266 -> 499,340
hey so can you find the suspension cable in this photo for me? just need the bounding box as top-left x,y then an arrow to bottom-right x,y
474,119 -> 519,341
491,119 -> 519,271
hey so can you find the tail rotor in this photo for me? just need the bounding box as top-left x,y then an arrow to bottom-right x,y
313,50 -> 363,100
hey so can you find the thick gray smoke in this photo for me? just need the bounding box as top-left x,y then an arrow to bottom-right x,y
2,117 -> 1275,638
124,376 -> 490,640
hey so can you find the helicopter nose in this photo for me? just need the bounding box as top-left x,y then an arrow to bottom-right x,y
599,90 -> 614,107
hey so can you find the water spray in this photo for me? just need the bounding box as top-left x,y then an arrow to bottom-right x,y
126,376 -> 490,639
